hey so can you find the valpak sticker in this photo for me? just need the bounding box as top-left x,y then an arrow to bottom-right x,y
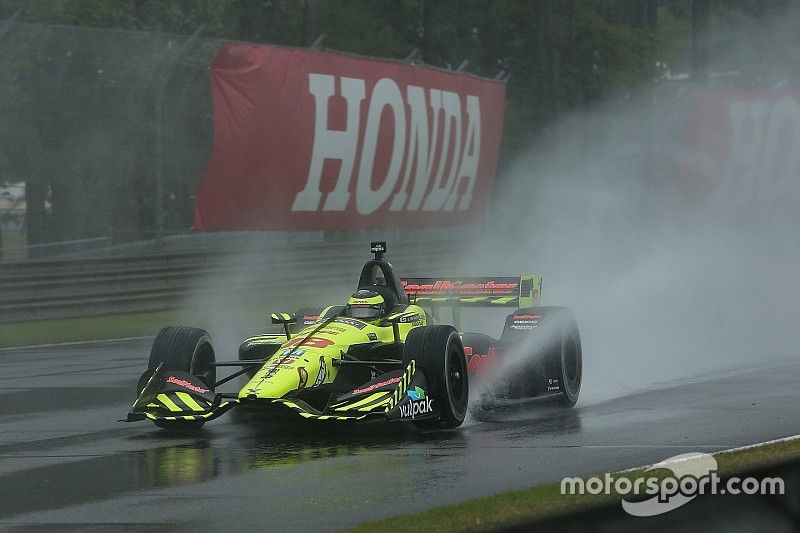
399,387 -> 434,418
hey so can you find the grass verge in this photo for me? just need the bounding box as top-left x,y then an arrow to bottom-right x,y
0,293 -> 319,348
0,304 -> 275,348
0,311 -> 177,348
350,436 -> 800,532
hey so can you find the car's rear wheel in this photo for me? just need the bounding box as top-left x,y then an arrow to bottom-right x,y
500,307 -> 582,407
144,326 -> 217,430
555,320 -> 582,406
402,325 -> 469,428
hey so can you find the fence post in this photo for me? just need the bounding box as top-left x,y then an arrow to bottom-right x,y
0,9 -> 22,261
154,23 -> 206,247
0,9 -> 22,41
310,33 -> 326,50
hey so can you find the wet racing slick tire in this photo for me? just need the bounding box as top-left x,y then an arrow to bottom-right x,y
501,307 -> 582,407
142,326 -> 217,430
402,325 -> 469,428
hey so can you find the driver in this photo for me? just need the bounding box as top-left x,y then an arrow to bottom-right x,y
344,289 -> 387,321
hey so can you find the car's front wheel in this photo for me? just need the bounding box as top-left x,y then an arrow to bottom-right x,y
402,325 -> 469,428
141,326 -> 217,430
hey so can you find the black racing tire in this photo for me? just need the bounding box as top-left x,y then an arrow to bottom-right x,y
402,325 -> 469,428
501,307 -> 582,407
554,314 -> 582,407
145,326 -> 217,430
148,326 -> 217,389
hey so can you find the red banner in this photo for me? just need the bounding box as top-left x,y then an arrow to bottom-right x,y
684,91 -> 800,206
194,44 -> 506,230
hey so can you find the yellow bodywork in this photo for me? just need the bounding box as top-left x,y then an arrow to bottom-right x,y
238,305 -> 426,400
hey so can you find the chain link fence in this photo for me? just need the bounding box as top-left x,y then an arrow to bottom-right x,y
0,19 -> 222,259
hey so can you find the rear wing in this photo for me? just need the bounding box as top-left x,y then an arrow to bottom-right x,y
400,276 -> 542,308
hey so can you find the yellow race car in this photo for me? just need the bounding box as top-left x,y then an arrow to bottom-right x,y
126,242 -> 581,430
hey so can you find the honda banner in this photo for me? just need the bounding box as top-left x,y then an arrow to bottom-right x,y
194,44 -> 506,230
684,91 -> 800,206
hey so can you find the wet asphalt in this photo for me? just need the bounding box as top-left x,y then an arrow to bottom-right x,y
0,338 -> 798,531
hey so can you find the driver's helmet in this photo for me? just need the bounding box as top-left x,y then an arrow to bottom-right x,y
345,289 -> 386,321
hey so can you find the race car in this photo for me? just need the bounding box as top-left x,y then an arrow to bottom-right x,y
125,242 -> 582,430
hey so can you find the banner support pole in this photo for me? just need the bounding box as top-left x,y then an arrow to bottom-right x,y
154,23 -> 206,247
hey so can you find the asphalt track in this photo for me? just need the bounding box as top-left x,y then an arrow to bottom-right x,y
1,338 -> 799,531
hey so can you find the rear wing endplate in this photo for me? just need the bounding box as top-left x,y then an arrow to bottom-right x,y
400,275 -> 541,308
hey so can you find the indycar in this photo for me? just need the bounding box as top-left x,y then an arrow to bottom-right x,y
126,242 -> 582,430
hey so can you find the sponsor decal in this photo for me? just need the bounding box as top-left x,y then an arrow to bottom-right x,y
398,313 -> 421,323
401,279 -> 519,296
399,387 -> 434,419
407,386 -> 425,401
266,364 -> 286,379
334,317 -> 368,329
298,367 -> 309,389
194,44 -> 505,231
684,92 -> 800,207
291,74 -> 487,216
302,314 -> 319,325
465,346 -> 498,375
166,375 -> 209,394
265,348 -> 308,378
284,336 -> 335,348
367,332 -> 378,341
510,313 -> 539,330
352,376 -> 402,395
313,356 -> 327,387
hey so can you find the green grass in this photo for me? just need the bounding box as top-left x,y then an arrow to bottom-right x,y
350,436 -> 800,532
0,311 -> 177,347
0,304 -> 276,348
0,229 -> 27,261
0,294 -> 317,348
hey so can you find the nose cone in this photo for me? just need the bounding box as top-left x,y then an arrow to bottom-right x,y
238,347 -> 327,399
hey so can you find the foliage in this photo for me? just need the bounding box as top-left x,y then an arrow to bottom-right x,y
0,0 -> 792,245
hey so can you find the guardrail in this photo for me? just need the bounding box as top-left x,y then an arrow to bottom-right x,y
0,240 -> 464,323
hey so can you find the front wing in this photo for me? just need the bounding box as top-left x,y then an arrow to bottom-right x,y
125,361 -> 434,425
